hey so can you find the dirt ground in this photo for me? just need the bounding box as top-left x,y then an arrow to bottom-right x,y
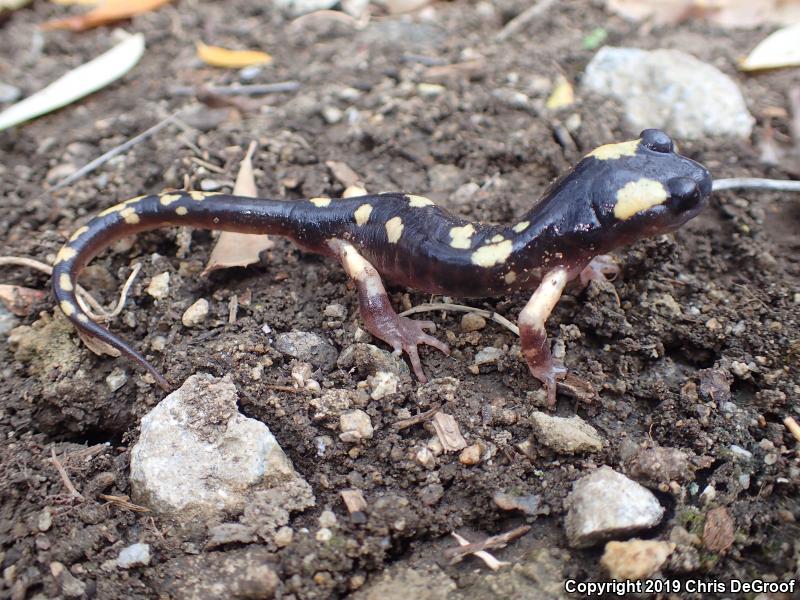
1,0 -> 799,598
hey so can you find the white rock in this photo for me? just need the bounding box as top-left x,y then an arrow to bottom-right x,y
474,346 -> 503,365
130,374 -> 312,520
565,466 -> 665,548
367,371 -> 398,400
116,543 -> 150,569
339,409 -> 373,442
582,47 -> 754,139
529,412 -> 603,453
146,272 -> 170,299
182,298 -> 209,327
274,0 -> 337,16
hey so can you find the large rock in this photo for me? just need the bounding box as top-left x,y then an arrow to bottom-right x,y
130,374 -> 314,521
582,47 -> 753,139
565,466 -> 664,548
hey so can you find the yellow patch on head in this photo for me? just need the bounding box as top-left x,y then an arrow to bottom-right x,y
407,195 -> 434,208
512,221 -> 530,233
55,246 -> 77,264
504,271 -> 517,284
471,240 -> 513,268
385,216 -> 404,244
59,300 -> 76,317
449,224 -> 475,249
354,204 -> 373,226
588,139 -> 639,161
310,197 -> 331,208
613,178 -> 668,220
491,234 -> 505,243
176,206 -> 188,216
58,273 -> 73,292
160,193 -> 183,206
69,226 -> 89,242
120,207 -> 141,224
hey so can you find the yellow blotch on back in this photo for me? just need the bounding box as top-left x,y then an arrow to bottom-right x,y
354,204 -> 373,226
588,139 -> 639,161
385,216 -> 404,243
160,193 -> 183,206
55,246 -> 77,264
119,207 -> 141,224
512,221 -> 530,233
407,195 -> 434,208
490,234 -> 505,243
58,273 -> 73,292
471,240 -> 513,268
59,300 -> 76,317
613,178 -> 668,220
449,224 -> 475,249
98,203 -> 126,217
69,226 -> 89,242
310,197 -> 331,208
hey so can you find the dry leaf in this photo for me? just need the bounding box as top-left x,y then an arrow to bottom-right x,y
77,329 -> 121,357
703,507 -> 735,553
545,75 -> 574,110
204,142 -> 274,275
196,43 -> 273,69
42,0 -> 172,30
432,412 -> 467,452
607,0 -> 800,28
0,33 -> 144,131
740,23 -> 800,71
0,284 -> 47,315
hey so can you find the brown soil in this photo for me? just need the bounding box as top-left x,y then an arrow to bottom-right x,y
1,0 -> 798,598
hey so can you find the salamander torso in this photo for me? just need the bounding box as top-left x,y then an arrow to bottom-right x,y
53,129 -> 712,403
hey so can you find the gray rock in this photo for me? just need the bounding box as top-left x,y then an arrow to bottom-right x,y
337,343 -> 410,379
273,0 -> 337,15
0,82 -> 21,104
116,543 -> 150,569
275,331 -> 338,371
625,446 -> 693,486
130,374 -> 313,521
565,466 -> 665,548
582,47 -> 753,139
529,412 -> 603,454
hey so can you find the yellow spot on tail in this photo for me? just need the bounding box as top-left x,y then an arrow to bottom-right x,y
354,204 -> 373,226
160,193 -> 183,206
385,216 -> 404,243
98,203 -> 126,217
77,314 -> 89,323
176,206 -> 188,216
59,300 -> 76,317
449,224 -> 475,249
55,246 -> 77,264
471,240 -> 513,268
120,207 -> 141,224
69,226 -> 89,242
407,195 -> 434,207
613,178 -> 668,220
58,273 -> 73,292
189,191 -> 208,201
310,197 -> 331,207
491,234 -> 505,243
512,221 -> 530,233
588,139 -> 639,161
504,271 -> 517,284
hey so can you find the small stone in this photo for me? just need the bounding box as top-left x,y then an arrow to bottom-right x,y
323,303 -> 347,319
705,317 -> 722,331
601,540 -> 675,580
703,507 -> 734,553
146,272 -> 170,299
417,83 -> 445,99
239,65 -> 262,81
50,562 -> 86,598
415,446 -> 435,468
460,313 -> 486,333
38,507 -> 52,532
316,527 -> 333,542
319,510 -> 337,528
565,466 -> 665,548
182,298 -> 209,327
730,361 -> 750,377
274,526 -> 293,547
699,485 -> 716,505
492,87 -> 533,110
451,182 -> 479,205
321,106 -> 343,124
275,331 -> 338,371
0,82 -> 21,104
493,492 -> 541,515
116,543 -> 150,568
339,409 -> 373,443
367,371 -> 398,400
200,179 -> 225,192
106,368 -> 128,392
459,443 -> 483,465
529,412 -> 603,454
474,346 -> 503,365
274,0 -> 337,15
337,343 -> 410,378
626,446 -> 692,486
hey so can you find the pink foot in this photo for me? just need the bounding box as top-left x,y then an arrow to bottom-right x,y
386,317 -> 449,383
526,355 -> 567,407
579,255 -> 620,305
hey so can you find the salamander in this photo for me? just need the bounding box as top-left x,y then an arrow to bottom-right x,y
52,129 -> 712,405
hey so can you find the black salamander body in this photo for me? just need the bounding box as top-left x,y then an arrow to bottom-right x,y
53,129 -> 712,399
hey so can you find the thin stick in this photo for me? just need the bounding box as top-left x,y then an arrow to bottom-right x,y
394,404 -> 441,430
98,262 -> 141,321
400,302 -> 520,336
49,446 -> 84,501
451,532 -> 509,571
52,111 -> 181,190
784,416 -> 800,444
713,178 -> 800,192
447,525 -> 531,565
168,82 -> 301,97
496,0 -> 557,41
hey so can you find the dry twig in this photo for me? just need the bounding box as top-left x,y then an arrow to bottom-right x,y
49,446 -> 84,501
98,494 -> 151,513
713,178 -> 800,192
446,525 -> 530,566
400,302 -> 519,336
393,404 -> 441,430
784,416 -> 800,443
168,82 -> 301,97
496,0 -> 557,41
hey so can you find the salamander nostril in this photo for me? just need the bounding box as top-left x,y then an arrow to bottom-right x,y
640,129 -> 673,153
667,176 -> 699,212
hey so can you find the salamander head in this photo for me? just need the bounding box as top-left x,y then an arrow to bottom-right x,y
585,129 -> 712,240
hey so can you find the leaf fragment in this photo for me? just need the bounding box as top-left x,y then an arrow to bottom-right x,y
739,23 -> 800,71
42,0 -> 172,31
196,43 -> 273,69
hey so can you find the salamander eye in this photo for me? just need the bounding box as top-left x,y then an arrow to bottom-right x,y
667,177 -> 699,212
640,129 -> 673,153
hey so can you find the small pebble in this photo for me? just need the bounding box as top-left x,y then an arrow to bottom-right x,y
239,65 -> 262,81
200,179 -> 225,192
417,83 -> 445,98
0,82 -> 21,104
315,527 -> 333,542
339,409 -> 373,442
274,526 -> 293,547
319,510 -> 338,529
38,507 -> 52,532
459,443 -> 483,465
415,446 -> 435,468
321,106 -> 343,124
601,540 -> 675,580
474,346 -> 503,365
460,313 -> 486,333
323,303 -> 347,319
146,272 -> 170,299
367,371 -> 398,400
106,368 -> 128,392
116,543 -> 150,568
182,299 -> 210,327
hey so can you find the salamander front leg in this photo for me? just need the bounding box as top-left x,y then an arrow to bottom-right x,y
519,268 -> 569,407
329,240 -> 449,383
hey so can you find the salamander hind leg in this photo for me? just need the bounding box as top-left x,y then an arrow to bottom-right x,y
519,268 -> 569,407
329,240 -> 449,383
